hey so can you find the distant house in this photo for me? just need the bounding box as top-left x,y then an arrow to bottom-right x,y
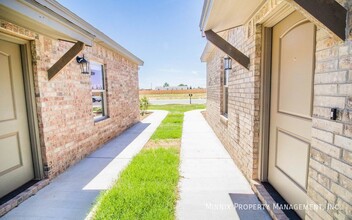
200,0 -> 351,219
0,0 -> 142,213
155,86 -> 188,90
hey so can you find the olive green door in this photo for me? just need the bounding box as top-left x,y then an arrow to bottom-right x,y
268,11 -> 315,218
0,39 -> 34,198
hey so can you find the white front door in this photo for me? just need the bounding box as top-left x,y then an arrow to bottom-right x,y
0,39 -> 34,198
268,11 -> 315,218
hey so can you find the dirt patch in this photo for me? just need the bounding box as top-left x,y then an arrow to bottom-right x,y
144,139 -> 181,150
140,111 -> 152,120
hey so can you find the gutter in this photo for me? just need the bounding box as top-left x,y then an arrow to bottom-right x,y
19,0 -> 143,65
199,0 -> 215,62
35,0 -> 143,65
199,0 -> 213,34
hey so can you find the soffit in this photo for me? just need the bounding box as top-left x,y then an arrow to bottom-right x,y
200,0 -> 266,33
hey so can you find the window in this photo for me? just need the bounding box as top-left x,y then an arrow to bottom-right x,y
91,62 -> 107,120
222,67 -> 229,117
222,56 -> 231,118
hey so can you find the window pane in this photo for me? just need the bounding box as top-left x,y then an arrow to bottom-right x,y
224,87 -> 228,115
224,69 -> 229,86
92,92 -> 104,119
91,63 -> 104,90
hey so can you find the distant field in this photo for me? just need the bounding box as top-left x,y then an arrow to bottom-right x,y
139,89 -> 206,100
140,93 -> 206,100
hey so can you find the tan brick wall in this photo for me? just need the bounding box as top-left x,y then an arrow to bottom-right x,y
307,0 -> 352,218
1,20 -> 140,179
204,0 -> 352,218
205,24 -> 262,180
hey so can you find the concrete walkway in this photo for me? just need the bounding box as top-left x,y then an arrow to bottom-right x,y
3,110 -> 167,220
176,110 -> 271,220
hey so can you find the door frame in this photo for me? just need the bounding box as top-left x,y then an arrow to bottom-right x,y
258,5 -> 316,182
0,32 -> 44,180
258,2 -> 295,182
258,26 -> 272,181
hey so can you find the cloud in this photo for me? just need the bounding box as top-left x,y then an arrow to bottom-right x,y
191,70 -> 199,76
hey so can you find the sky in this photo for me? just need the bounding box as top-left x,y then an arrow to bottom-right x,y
56,0 -> 207,89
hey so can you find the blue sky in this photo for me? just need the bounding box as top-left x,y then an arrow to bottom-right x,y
57,0 -> 206,89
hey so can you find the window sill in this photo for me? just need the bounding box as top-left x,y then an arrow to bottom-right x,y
220,114 -> 228,126
94,116 -> 109,124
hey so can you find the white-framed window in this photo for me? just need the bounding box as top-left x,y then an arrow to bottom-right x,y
90,62 -> 107,121
222,67 -> 229,117
222,56 -> 231,117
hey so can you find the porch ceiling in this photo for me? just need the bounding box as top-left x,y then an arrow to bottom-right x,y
200,0 -> 266,33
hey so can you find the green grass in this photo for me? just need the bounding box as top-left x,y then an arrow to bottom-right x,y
149,104 -> 205,140
93,148 -> 179,220
92,104 -> 205,220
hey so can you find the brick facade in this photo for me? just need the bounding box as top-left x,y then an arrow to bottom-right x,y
203,0 -> 352,218
206,26 -> 261,180
307,0 -> 352,218
0,19 -> 140,179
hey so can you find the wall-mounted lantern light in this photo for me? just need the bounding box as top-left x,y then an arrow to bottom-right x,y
224,56 -> 232,70
76,55 -> 90,74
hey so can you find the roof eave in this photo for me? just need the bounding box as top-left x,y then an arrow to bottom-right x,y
39,0 -> 144,65
0,0 -> 143,66
199,0 -> 213,33
200,42 -> 214,62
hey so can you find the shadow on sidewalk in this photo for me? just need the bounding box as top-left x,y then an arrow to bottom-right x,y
53,121 -> 152,191
229,193 -> 272,219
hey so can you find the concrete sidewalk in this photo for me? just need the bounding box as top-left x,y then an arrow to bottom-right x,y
176,110 -> 271,220
3,110 -> 167,220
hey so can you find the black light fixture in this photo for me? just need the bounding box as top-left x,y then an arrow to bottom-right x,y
76,55 -> 90,74
224,56 -> 232,70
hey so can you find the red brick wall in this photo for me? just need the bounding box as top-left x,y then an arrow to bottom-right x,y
1,19 -> 140,179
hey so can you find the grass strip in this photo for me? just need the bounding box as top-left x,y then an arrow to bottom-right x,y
150,104 -> 205,140
93,104 -> 205,220
93,148 -> 179,220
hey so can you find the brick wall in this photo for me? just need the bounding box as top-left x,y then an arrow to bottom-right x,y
1,20 -> 140,179
204,0 -> 352,218
206,24 -> 262,180
306,0 -> 352,218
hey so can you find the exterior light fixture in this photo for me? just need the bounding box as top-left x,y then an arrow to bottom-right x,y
224,56 -> 232,70
76,55 -> 90,74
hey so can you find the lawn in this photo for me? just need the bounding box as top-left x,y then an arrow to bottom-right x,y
92,104 -> 205,220
149,104 -> 205,140
93,148 -> 179,220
